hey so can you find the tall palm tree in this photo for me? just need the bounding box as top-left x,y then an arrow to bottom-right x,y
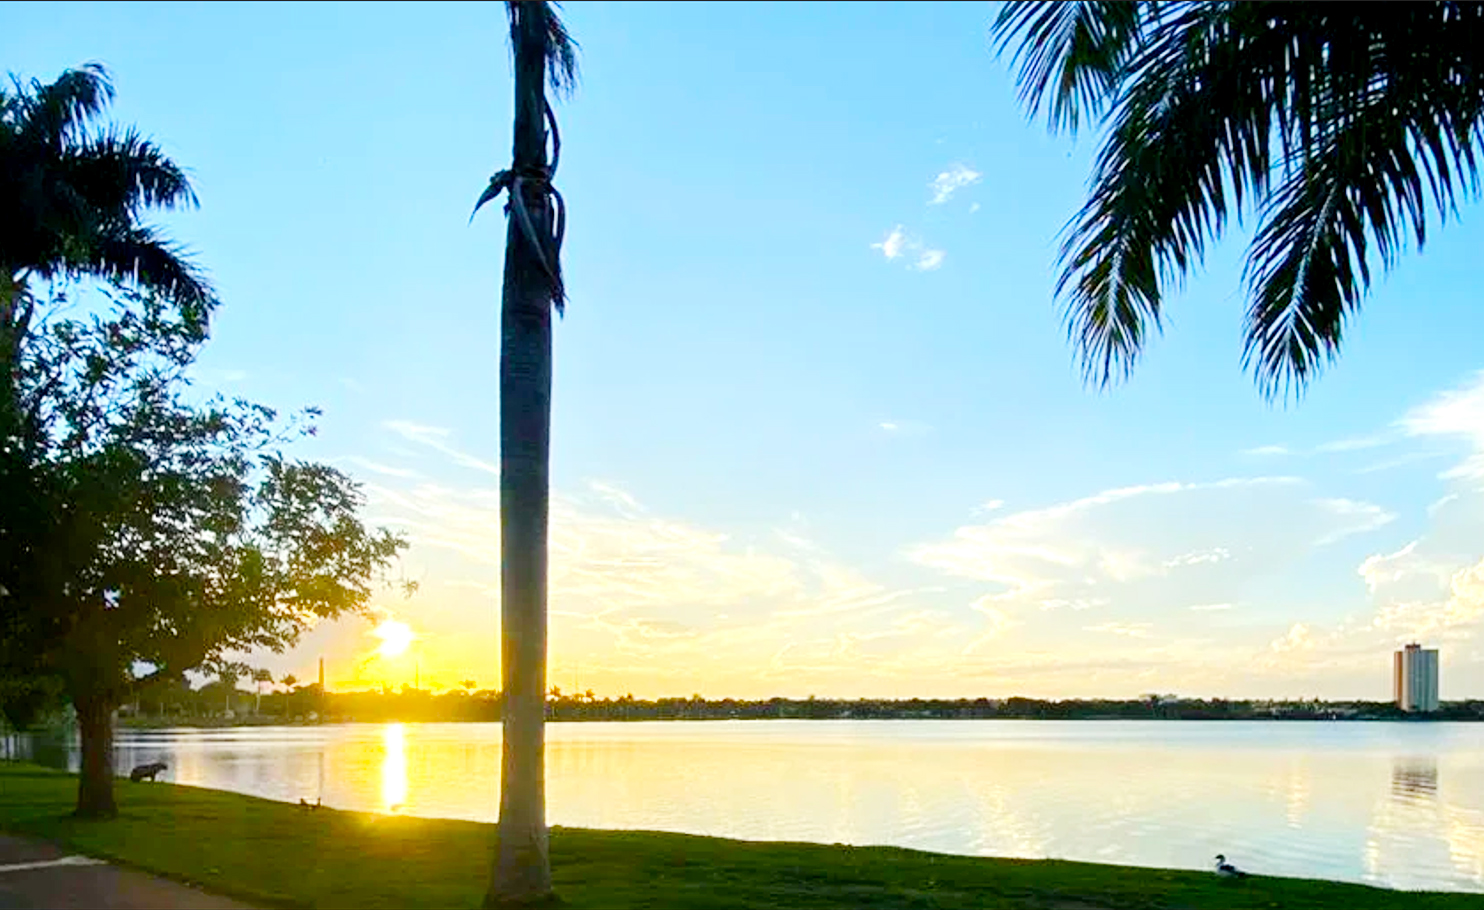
472,2 -> 576,905
993,3 -> 1484,399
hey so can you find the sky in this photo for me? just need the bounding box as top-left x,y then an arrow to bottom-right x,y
8,1 -> 1484,700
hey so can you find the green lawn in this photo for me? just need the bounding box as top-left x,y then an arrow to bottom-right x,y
0,763 -> 1479,909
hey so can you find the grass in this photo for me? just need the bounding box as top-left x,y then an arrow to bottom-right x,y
0,763 -> 1479,909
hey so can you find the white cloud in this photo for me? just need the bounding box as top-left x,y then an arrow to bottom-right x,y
909,477 -> 1394,671
914,248 -> 946,271
928,162 -> 982,205
1313,498 -> 1396,545
1040,597 -> 1106,611
384,419 -> 500,476
871,227 -> 945,272
871,226 -> 907,260
1401,371 -> 1484,480
1163,547 -> 1231,568
1315,434 -> 1394,453
1242,445 -> 1289,457
876,418 -> 932,436
1269,623 -> 1314,654
1084,621 -> 1152,639
345,456 -> 420,480
968,202 -> 981,213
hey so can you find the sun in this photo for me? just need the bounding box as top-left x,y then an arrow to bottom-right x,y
371,620 -> 415,658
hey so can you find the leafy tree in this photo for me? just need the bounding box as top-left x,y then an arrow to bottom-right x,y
0,286 -> 406,817
472,1 -> 576,904
993,2 -> 1484,399
0,676 -> 66,732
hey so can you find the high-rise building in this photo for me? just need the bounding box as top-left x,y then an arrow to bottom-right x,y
1394,643 -> 1439,713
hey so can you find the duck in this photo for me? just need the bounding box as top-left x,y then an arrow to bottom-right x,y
1214,854 -> 1248,879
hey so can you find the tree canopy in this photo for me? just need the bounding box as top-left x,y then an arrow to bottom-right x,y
2,285 -> 407,702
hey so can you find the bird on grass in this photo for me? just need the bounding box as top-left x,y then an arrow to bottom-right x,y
1214,855 -> 1248,879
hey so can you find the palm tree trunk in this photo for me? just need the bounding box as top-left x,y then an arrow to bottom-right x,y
488,3 -> 557,906
74,693 -> 118,818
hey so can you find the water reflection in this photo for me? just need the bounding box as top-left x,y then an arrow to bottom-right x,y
16,720 -> 1484,893
1392,757 -> 1438,803
382,723 -> 407,812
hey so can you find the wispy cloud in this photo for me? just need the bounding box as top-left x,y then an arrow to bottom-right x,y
1401,371 -> 1484,480
1312,498 -> 1395,545
1084,621 -> 1153,639
910,477 -> 1392,656
876,418 -> 932,436
915,248 -> 946,271
1268,622 -> 1314,654
871,227 -> 945,272
345,456 -> 420,480
1188,602 -> 1234,612
928,162 -> 982,205
1315,433 -> 1394,453
870,225 -> 907,261
384,420 -> 500,476
1242,445 -> 1289,457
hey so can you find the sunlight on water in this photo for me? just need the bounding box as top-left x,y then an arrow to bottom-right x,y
381,723 -> 407,812
48,720 -> 1483,892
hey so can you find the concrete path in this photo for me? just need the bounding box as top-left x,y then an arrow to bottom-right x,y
0,834 -> 255,909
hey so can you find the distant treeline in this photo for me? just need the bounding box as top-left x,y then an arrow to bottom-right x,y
116,684 -> 1484,725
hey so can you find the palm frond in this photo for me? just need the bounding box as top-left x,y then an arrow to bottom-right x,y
1242,4 -> 1484,399
506,1 -> 580,99
1057,2 -> 1296,386
62,128 -> 199,215
13,63 -> 113,148
993,1 -> 1146,135
81,225 -> 216,323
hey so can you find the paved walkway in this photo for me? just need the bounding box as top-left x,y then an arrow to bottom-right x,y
0,834 -> 254,909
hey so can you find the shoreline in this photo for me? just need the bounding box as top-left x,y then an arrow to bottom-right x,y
0,762 -> 1477,909
114,714 -> 1478,729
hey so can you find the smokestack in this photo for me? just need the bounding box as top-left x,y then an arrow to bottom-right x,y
318,657 -> 324,690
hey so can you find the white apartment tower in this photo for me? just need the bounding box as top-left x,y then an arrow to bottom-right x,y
1394,643 -> 1439,713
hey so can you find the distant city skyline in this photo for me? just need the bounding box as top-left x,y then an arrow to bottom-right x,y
6,2 -> 1484,700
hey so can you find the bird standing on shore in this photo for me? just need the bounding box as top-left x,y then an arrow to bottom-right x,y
1214,855 -> 1248,878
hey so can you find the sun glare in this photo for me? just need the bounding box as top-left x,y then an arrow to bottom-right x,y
372,620 -> 415,658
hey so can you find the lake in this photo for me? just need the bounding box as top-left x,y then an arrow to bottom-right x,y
17,719 -> 1484,893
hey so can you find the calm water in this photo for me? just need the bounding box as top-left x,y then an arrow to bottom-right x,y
20,720 -> 1484,892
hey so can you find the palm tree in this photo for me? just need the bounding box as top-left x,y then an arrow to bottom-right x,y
0,63 -> 213,426
471,2 -> 576,905
252,669 -> 273,715
993,3 -> 1484,399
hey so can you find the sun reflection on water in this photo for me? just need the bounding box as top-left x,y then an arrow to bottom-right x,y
382,723 -> 407,812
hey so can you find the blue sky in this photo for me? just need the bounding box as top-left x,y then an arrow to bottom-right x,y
9,1 -> 1484,699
